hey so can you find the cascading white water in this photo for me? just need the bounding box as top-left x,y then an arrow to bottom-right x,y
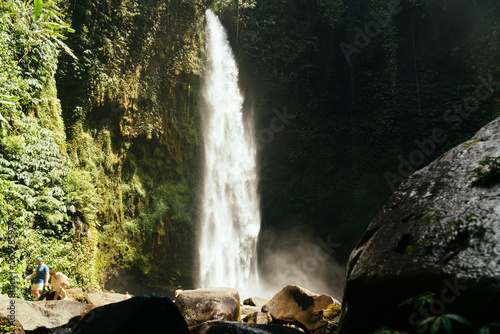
198,9 -> 261,298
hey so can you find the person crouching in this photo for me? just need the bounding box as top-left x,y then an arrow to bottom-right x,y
49,269 -> 70,300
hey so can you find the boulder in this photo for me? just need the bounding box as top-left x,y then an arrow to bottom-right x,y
85,292 -> 129,307
190,321 -> 305,334
0,298 -> 91,331
337,117 -> 500,333
243,297 -> 269,309
72,293 -> 189,334
174,287 -> 240,326
262,285 -> 340,332
0,316 -> 25,334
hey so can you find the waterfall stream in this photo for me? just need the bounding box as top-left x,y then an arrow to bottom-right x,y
198,9 -> 261,298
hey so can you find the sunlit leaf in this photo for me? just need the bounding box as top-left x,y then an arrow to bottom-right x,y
33,0 -> 43,20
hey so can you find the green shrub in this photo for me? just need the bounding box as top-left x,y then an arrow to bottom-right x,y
472,156 -> 500,186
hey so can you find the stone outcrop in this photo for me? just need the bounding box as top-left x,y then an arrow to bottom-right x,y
262,285 -> 339,332
85,292 -> 129,307
0,298 -> 91,331
337,117 -> 500,333
190,321 -> 305,334
72,294 -> 189,334
174,287 -> 240,326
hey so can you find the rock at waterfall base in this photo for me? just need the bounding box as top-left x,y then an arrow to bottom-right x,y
262,285 -> 340,332
175,287 -> 240,327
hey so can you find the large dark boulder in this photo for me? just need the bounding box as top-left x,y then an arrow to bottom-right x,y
174,287 -> 240,326
71,293 -> 189,334
337,117 -> 500,333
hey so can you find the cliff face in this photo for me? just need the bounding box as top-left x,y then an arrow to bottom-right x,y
337,116 -> 500,333
56,0 -> 205,286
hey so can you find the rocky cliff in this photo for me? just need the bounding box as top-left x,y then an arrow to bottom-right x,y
337,116 -> 500,333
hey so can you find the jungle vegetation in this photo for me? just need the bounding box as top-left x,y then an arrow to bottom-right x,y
1,0 -> 499,297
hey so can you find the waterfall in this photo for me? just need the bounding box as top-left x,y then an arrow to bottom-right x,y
198,9 -> 261,298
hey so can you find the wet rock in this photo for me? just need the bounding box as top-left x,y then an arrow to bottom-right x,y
175,287 -> 240,326
337,117 -> 500,333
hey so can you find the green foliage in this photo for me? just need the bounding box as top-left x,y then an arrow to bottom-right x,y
54,0 -> 204,287
0,115 -> 101,297
183,308 -> 193,318
472,156 -> 500,186
0,0 -> 100,298
323,303 -> 341,320
477,323 -> 500,334
419,211 -> 438,225
1,0 -> 76,59
33,0 -> 43,21
446,219 -> 464,229
378,292 -> 498,334
0,322 -> 22,334
418,314 -> 471,334
373,328 -> 403,334
398,292 -> 434,311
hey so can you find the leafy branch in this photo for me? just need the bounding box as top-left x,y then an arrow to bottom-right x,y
0,0 -> 77,60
